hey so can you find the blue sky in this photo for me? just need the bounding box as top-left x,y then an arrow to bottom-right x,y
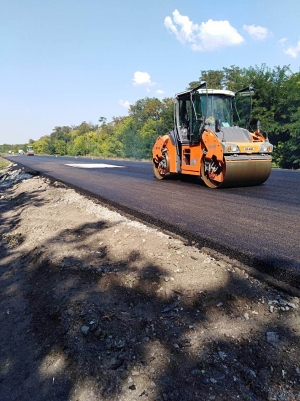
1,0 -> 300,144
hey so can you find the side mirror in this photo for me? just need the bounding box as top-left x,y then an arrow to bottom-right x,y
257,120 -> 261,131
215,119 -> 221,132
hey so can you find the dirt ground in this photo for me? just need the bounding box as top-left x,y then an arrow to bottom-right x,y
0,162 -> 300,401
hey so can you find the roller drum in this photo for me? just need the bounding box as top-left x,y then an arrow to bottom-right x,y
222,155 -> 272,188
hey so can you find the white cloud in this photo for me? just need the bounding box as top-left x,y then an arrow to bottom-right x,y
132,71 -> 155,86
156,89 -> 164,94
284,39 -> 300,58
243,24 -> 270,40
119,99 -> 131,109
164,9 -> 244,51
279,37 -> 288,45
164,11 -> 194,43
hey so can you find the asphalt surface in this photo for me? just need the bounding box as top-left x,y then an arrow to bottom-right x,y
6,154 -> 300,288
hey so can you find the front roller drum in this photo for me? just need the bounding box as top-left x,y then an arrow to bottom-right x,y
201,156 -> 272,188
221,157 -> 272,188
200,155 -> 225,188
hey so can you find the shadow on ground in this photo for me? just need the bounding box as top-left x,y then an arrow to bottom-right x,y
0,176 -> 299,401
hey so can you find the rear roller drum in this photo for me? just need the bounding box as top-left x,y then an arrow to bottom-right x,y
152,154 -> 170,180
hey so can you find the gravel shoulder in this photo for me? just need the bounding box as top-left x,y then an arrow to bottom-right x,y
0,162 -> 300,401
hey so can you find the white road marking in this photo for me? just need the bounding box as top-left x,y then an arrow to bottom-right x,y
65,163 -> 124,169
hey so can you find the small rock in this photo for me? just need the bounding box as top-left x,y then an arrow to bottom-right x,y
210,378 -> 217,384
269,305 -> 274,313
131,370 -> 140,376
244,313 -> 249,320
162,301 -> 180,313
217,302 -> 223,307
81,325 -> 89,335
115,339 -> 126,348
94,327 -> 103,337
219,351 -> 227,360
89,320 -> 99,331
109,358 -> 117,366
266,332 -> 280,348
191,369 -> 202,376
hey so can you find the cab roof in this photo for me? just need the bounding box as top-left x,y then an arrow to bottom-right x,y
198,89 -> 235,97
176,88 -> 235,98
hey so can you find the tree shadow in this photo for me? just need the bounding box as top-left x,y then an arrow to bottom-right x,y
1,216 -> 299,401
0,188 -> 46,263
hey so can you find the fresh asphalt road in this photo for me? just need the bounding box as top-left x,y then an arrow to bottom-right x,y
6,155 -> 300,288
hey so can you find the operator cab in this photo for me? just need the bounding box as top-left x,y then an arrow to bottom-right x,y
27,146 -> 34,156
174,84 -> 253,144
198,89 -> 235,130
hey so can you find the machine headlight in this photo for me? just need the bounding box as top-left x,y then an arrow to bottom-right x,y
259,143 -> 273,153
225,144 -> 240,153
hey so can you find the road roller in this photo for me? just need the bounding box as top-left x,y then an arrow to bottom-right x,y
152,83 -> 273,188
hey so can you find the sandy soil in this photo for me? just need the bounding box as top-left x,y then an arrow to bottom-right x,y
0,162 -> 300,401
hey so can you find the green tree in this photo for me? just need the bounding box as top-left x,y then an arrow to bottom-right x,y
113,116 -> 143,158
272,70 -> 300,168
223,65 -> 248,91
34,136 -> 53,154
53,139 -> 67,155
158,97 -> 174,134
129,98 -> 164,124
73,135 -> 88,156
187,69 -> 224,90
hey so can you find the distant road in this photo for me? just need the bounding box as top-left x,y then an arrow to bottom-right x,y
6,154 -> 300,288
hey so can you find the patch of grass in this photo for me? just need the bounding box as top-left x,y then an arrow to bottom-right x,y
0,156 -> 10,170
1,232 -> 24,248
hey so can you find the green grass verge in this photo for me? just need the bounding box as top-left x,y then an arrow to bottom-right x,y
0,156 -> 11,170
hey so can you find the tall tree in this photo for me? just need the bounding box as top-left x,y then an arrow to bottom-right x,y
129,98 -> 163,124
187,69 -> 224,90
223,65 -> 248,91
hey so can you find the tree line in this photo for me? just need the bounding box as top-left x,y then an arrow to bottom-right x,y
1,64 -> 299,169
